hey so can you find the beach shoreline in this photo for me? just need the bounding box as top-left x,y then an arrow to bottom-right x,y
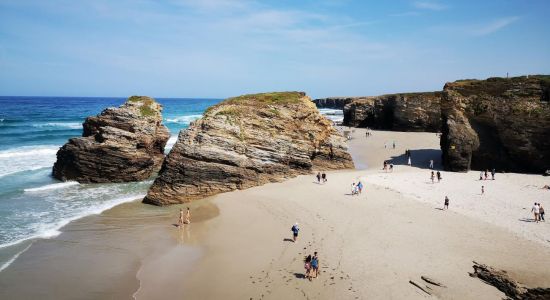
1,128 -> 549,299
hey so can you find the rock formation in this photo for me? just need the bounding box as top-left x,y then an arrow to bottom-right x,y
470,261 -> 550,299
52,96 -> 170,183
144,92 -> 354,206
313,97 -> 355,109
440,76 -> 550,173
342,92 -> 441,132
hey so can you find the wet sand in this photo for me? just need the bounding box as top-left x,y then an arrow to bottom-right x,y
0,199 -> 219,299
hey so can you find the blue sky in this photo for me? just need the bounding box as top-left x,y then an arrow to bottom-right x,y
0,0 -> 549,98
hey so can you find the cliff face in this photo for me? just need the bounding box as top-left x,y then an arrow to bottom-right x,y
441,76 -> 550,173
52,96 -> 170,183
342,92 -> 441,132
144,92 -> 354,206
313,97 -> 355,109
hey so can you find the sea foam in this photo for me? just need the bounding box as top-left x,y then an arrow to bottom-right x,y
24,181 -> 79,193
165,114 -> 202,125
0,145 -> 59,178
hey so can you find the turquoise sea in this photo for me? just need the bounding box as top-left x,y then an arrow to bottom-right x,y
0,96 -> 342,272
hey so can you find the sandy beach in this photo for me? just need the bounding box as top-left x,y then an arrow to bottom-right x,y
1,128 -> 549,299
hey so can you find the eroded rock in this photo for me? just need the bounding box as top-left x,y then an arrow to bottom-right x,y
341,92 -> 441,132
52,96 -> 170,183
144,92 -> 354,206
441,76 -> 550,173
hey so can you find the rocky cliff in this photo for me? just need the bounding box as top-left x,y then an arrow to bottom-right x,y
342,92 -> 441,132
313,97 -> 355,109
144,92 -> 354,206
52,96 -> 170,183
441,76 -> 550,173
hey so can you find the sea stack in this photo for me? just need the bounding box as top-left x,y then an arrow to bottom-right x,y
52,96 -> 170,183
440,76 -> 550,173
144,91 -> 354,206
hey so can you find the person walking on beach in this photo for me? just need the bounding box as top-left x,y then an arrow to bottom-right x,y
491,168 -> 496,180
291,223 -> 300,242
436,171 -> 441,183
484,169 -> 488,180
430,171 -> 435,183
429,159 -> 434,169
393,141 -> 396,149
357,181 -> 363,194
316,172 -> 321,184
186,207 -> 191,224
481,185 -> 485,195
444,196 -> 449,210
408,156 -> 412,167
539,204 -> 545,222
479,171 -> 483,180
384,142 -> 387,149
531,202 -> 540,223
304,255 -> 312,280
389,163 -> 394,172
311,252 -> 319,278
178,208 -> 185,227
322,172 -> 327,183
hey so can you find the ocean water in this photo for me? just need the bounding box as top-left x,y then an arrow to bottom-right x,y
0,96 -> 341,271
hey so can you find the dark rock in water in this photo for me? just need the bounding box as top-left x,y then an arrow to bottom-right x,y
144,92 -> 354,206
52,96 -> 170,183
441,75 -> 550,173
342,92 -> 441,132
313,97 -> 355,109
544,170 -> 550,176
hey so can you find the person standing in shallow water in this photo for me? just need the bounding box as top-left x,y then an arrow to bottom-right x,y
291,223 -> 300,242
178,208 -> 185,227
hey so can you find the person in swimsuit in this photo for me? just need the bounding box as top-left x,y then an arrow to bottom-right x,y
539,204 -> 545,221
436,171 -> 441,182
430,171 -> 435,183
178,208 -> 185,227
304,255 -> 312,280
185,207 -> 191,224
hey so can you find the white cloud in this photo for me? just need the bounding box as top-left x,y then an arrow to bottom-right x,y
471,16 -> 520,36
413,1 -> 448,11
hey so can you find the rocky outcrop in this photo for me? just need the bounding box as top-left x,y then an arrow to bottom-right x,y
470,262 -> 550,299
313,97 -> 355,109
52,96 -> 170,183
440,76 -> 550,173
342,92 -> 441,132
144,92 -> 354,206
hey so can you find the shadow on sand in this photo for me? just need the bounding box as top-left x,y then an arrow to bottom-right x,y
387,149 -> 442,170
283,238 -> 294,242
294,273 -> 306,279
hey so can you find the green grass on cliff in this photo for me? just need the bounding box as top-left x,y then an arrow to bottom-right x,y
225,92 -> 305,105
452,75 -> 550,97
204,91 -> 306,116
126,95 -> 156,117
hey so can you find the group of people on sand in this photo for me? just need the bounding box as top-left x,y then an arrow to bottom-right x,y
479,169 -> 496,180
303,252 -> 320,281
290,223 -> 321,281
430,170 -> 442,183
531,203 -> 545,223
178,207 -> 191,227
351,181 -> 364,195
383,160 -> 394,172
316,172 -> 327,184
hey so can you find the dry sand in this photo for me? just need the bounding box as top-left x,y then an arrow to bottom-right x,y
171,129 -> 550,300
1,128 -> 549,299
